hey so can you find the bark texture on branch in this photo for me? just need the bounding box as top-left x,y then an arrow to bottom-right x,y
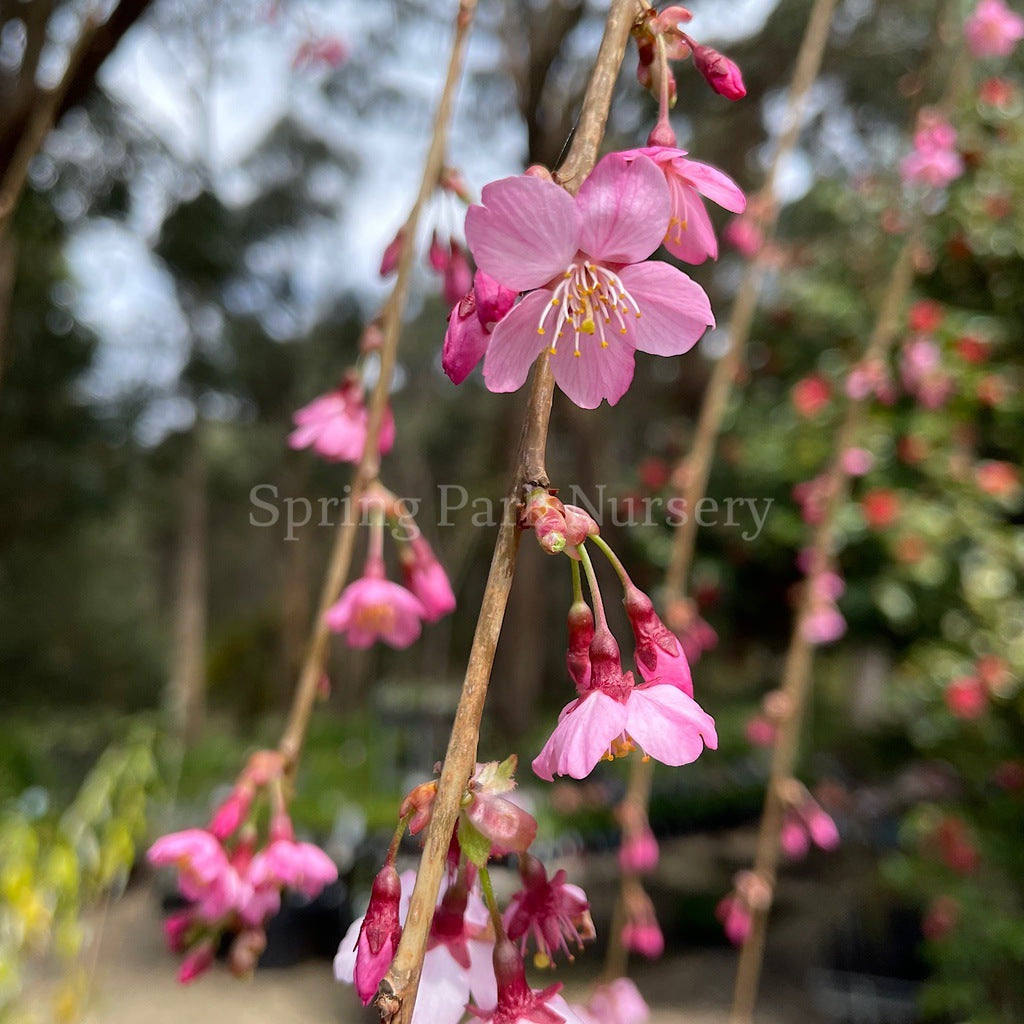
375,2 -> 640,1021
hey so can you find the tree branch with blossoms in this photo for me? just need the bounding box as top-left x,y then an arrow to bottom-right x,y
598,0 -> 839,987
728,30 -> 974,1024
277,0 -> 479,775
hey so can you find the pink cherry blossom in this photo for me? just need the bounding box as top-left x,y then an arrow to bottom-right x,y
965,0 -> 1024,58
248,838 -> 338,897
503,855 -> 593,963
325,555 -> 426,649
401,536 -> 457,622
148,829 -> 242,921
465,153 -> 714,409
288,376 -> 396,464
464,759 -> 539,857
444,271 -> 518,385
532,630 -> 717,781
620,147 -> 746,264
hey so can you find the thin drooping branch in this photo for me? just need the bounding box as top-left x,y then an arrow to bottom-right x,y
601,0 -> 840,983
662,0 -> 838,601
375,2 -> 639,1021
729,35 -> 970,1023
727,234 -> 917,1024
277,0 -> 479,772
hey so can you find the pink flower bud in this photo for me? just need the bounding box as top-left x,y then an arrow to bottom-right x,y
400,781 -> 438,835
208,784 -> 254,840
780,812 -> 810,860
687,37 -> 746,100
379,227 -> 405,277
561,504 -> 600,547
162,911 -> 193,953
443,240 -> 473,308
428,229 -> 448,271
566,599 -> 595,694
177,940 -> 215,984
619,827 -> 660,873
354,865 -> 403,1004
647,119 -> 678,148
400,536 -> 456,623
806,808 -> 840,851
524,164 -> 553,180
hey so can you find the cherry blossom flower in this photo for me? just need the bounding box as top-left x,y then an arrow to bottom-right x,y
325,554 -> 426,649
503,854 -> 593,964
965,0 -> 1024,58
620,147 -> 746,264
464,153 -> 714,408
288,375 -> 396,463
532,629 -> 717,781
248,835 -> 338,897
148,829 -> 242,922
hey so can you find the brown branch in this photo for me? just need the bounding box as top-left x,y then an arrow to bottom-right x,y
727,234 -> 916,1024
728,26 -> 971,1024
662,0 -> 839,602
277,0 -> 480,772
374,3 -> 640,1021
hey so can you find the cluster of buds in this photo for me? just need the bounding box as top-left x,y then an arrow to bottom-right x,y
777,779 -> 841,861
289,326 -> 396,464
518,490 -> 717,782
147,751 -> 338,983
743,688 -> 792,749
325,483 -> 456,649
715,870 -> 772,946
631,6 -> 745,105
335,758 -> 595,1023
381,166 -> 475,308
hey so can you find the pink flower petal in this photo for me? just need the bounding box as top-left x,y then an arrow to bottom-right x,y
483,290 -> 552,394
532,692 -> 628,781
664,178 -> 719,263
550,333 -> 636,409
617,261 -> 714,356
625,685 -> 717,765
673,157 -> 747,213
466,176 -> 580,291
575,153 -> 670,264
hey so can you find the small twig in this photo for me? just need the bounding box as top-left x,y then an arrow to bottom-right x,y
375,2 -> 640,1020
277,0 -> 479,774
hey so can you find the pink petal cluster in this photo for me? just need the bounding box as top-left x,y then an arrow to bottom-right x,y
326,554 -> 427,649
532,627 -> 717,782
965,0 -> 1024,58
900,115 -> 964,189
457,152 -> 716,409
620,147 -> 746,264
289,375 -> 396,464
503,855 -> 593,964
